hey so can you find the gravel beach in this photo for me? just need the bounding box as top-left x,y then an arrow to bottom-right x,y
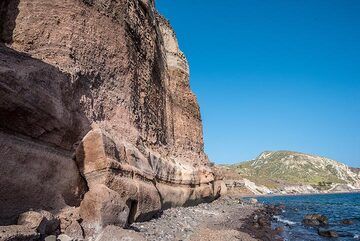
130,196 -> 281,241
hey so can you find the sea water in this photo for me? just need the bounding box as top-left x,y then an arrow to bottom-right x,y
257,193 -> 360,241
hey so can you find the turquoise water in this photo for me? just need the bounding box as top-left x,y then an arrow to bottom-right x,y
257,193 -> 360,241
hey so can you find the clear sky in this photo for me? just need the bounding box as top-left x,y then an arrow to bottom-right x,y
156,0 -> 360,167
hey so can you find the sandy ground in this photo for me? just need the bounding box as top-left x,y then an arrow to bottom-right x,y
130,196 -> 282,241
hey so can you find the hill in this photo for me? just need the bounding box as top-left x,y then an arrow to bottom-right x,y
227,151 -> 360,190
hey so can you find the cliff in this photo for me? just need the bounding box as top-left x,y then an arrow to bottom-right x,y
0,0 -> 224,239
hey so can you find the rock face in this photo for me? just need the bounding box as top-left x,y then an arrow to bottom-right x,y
0,0 -> 223,238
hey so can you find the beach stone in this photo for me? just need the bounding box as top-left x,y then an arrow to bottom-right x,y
56,207 -> 83,239
17,210 -> 60,235
57,234 -> 73,241
341,219 -> 354,225
303,214 -> 328,226
45,235 -> 57,241
249,198 -> 258,204
274,226 -> 284,233
63,221 -> 83,239
277,204 -> 286,210
267,205 -> 282,215
252,223 -> 260,228
257,217 -> 267,227
318,229 -> 338,238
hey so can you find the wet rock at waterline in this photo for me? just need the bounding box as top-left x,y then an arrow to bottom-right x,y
318,229 -> 339,238
303,214 -> 328,226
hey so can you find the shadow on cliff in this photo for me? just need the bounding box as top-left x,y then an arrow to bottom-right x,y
0,0 -> 19,43
0,44 -> 92,225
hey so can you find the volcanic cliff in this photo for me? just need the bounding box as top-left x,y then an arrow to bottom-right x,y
0,0 -> 225,239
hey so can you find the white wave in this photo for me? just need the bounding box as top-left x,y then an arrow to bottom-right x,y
354,234 -> 359,239
273,215 -> 297,225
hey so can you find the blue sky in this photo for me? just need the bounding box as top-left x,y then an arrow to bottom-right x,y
156,0 -> 360,167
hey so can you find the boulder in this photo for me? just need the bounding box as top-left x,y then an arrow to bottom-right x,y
57,234 -> 73,241
17,210 -> 60,236
274,226 -> 284,233
341,219 -> 354,225
318,229 -> 338,238
303,214 -> 328,226
249,198 -> 258,204
79,184 -> 130,236
257,217 -> 268,227
57,207 -> 83,240
277,204 -> 286,210
62,221 -> 83,240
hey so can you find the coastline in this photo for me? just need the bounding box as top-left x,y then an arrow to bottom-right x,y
236,203 -> 284,241
252,192 -> 360,241
238,190 -> 360,199
127,196 -> 281,241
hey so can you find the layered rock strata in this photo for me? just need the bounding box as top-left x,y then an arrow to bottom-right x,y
0,0 -> 224,238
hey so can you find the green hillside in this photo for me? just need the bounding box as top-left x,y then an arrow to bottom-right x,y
229,151 -> 359,188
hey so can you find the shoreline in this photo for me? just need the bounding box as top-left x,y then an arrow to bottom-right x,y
236,203 -> 284,241
64,192 -> 360,240
128,195 -> 281,241
238,190 -> 360,199
249,192 -> 360,241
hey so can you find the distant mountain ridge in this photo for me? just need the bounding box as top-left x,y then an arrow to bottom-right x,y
231,151 -> 360,189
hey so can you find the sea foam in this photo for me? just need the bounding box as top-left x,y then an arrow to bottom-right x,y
273,215 -> 297,225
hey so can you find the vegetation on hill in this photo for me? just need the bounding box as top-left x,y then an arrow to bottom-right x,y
228,151 -> 360,188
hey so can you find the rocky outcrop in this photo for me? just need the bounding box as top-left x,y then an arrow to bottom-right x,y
303,214 -> 328,226
0,0 -> 223,239
224,179 -> 272,196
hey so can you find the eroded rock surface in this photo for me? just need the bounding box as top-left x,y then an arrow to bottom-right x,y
0,0 -> 224,239
17,210 -> 60,236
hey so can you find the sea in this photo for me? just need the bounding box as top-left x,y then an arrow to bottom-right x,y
257,193 -> 360,241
